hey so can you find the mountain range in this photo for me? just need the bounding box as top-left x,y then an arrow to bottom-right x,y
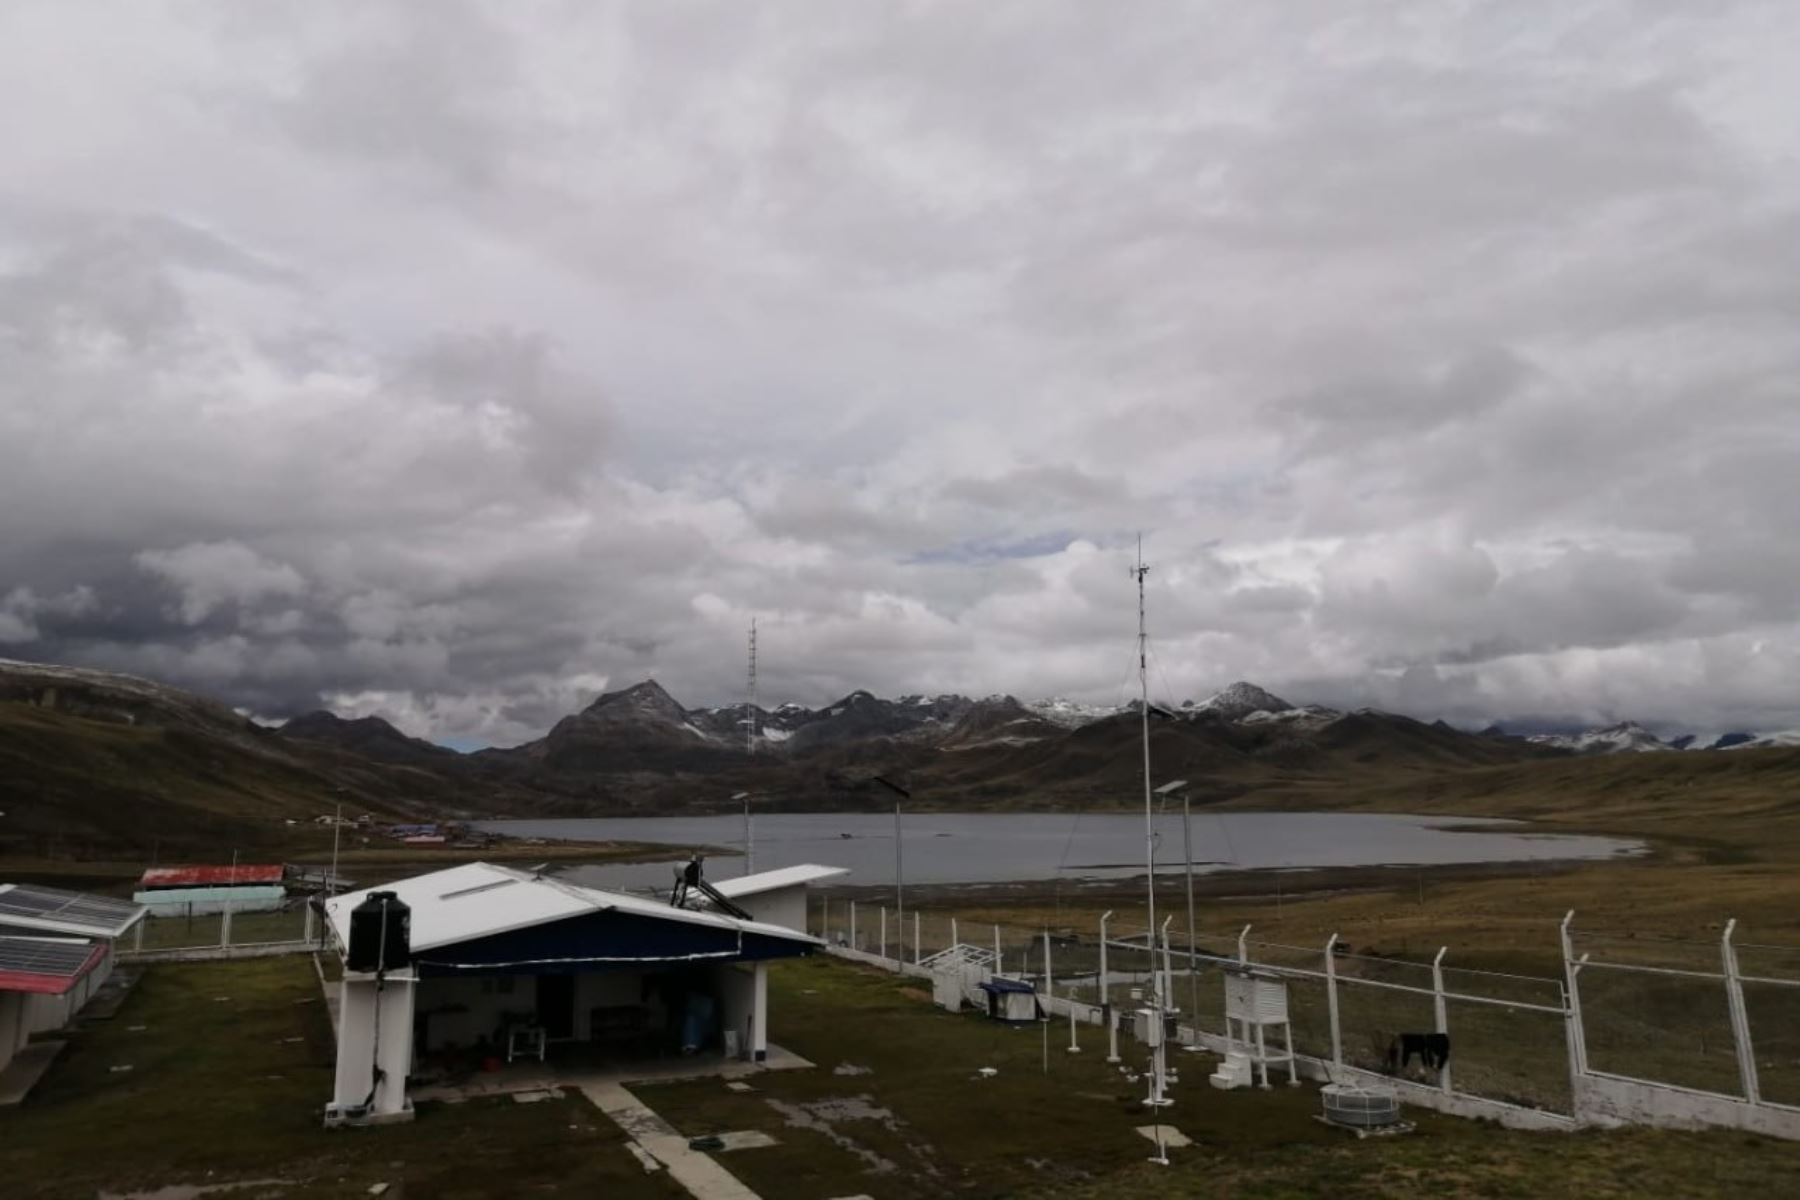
5,655 -> 1800,859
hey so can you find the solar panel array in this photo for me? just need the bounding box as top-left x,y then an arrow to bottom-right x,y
0,935 -> 95,978
0,884 -> 142,935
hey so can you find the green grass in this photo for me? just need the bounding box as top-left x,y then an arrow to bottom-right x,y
0,957 -> 683,1200
630,956 -> 1800,1199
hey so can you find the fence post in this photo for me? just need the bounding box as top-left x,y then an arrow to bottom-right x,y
1044,929 -> 1054,995
303,901 -> 315,945
880,907 -> 888,965
994,924 -> 1003,976
1325,933 -> 1342,1070
850,901 -> 857,952
1559,909 -> 1591,1117
1721,918 -> 1761,1105
914,911 -> 921,964
1431,946 -> 1453,1094
1237,924 -> 1251,965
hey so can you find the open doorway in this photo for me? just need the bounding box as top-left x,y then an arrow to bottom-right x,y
537,973 -> 575,1039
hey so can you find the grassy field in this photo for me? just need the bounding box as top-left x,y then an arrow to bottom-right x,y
635,955 -> 1800,1198
0,957 -> 683,1200
7,953 -> 1799,1198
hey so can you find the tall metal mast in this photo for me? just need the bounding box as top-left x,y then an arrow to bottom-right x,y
1135,537 -> 1155,950
744,618 -> 758,875
747,617 -> 758,757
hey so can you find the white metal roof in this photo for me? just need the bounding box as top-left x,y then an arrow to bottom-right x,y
324,862 -> 819,953
710,863 -> 849,899
0,882 -> 147,940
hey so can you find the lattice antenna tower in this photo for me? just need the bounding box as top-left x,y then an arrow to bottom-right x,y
746,617 -> 759,756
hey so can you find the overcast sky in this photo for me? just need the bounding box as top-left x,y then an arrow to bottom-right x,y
5,2 -> 1800,746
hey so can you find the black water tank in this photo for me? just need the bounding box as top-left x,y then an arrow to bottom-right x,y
346,890 -> 411,972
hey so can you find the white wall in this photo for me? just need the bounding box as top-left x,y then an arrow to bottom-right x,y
714,963 -> 757,1060
736,887 -> 807,932
332,973 -> 416,1118
0,990 -> 22,1073
1576,1072 -> 1800,1140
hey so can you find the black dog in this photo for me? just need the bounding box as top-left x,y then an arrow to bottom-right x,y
1386,1032 -> 1451,1074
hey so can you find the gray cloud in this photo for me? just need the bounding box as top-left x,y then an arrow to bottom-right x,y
3,1 -> 1800,743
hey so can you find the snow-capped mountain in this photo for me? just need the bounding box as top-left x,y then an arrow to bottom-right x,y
1240,704 -> 1343,733
1718,730 -> 1800,750
1186,681 -> 1294,721
1526,722 -> 1672,755
1027,696 -> 1123,728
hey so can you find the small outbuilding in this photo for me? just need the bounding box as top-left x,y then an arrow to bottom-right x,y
0,883 -> 146,1076
133,864 -> 287,918
321,862 -> 826,1125
977,976 -> 1043,1023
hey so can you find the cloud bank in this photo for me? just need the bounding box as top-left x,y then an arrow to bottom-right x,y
4,1 -> 1800,744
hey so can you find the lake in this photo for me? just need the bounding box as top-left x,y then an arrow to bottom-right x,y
478,811 -> 1641,891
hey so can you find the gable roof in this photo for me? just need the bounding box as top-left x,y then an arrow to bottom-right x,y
140,864 -> 285,888
710,864 -> 848,899
324,862 -> 820,954
0,883 -> 147,939
0,935 -> 108,995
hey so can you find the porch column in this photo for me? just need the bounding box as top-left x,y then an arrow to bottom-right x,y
752,962 -> 769,1062
329,972 -> 417,1122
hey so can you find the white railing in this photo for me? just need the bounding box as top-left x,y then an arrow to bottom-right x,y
810,896 -> 1800,1141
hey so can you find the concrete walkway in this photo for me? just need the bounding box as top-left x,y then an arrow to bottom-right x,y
579,1079 -> 763,1200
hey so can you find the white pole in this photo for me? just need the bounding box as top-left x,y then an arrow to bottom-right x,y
1431,946 -> 1453,1094
914,911 -> 921,965
1325,933 -> 1342,1070
1182,793 -> 1199,1046
894,795 -> 903,944
328,800 -> 342,897
1067,998 -> 1081,1053
1133,537 -> 1169,1114
743,793 -> 753,877
1559,910 -> 1590,1079
850,901 -> 857,953
951,916 -> 958,954
1043,929 -> 1053,996
1722,918 -> 1761,1104
880,907 -> 888,965
1158,916 -> 1175,1094
1101,910 -> 1119,1063
1237,924 -> 1252,965
994,924 -> 1002,977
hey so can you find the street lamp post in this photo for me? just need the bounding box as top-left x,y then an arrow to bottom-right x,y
731,791 -> 756,875
872,776 -> 911,945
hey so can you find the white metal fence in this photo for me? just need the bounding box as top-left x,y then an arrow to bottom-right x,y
810,895 -> 1800,1140
120,900 -> 322,961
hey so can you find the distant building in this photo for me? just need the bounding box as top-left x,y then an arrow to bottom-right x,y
133,864 -> 286,918
0,883 -> 146,1077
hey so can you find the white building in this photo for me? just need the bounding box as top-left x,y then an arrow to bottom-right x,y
0,883 -> 147,1077
321,862 -> 836,1124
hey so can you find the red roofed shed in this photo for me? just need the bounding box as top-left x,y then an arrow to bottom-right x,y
139,864 -> 285,890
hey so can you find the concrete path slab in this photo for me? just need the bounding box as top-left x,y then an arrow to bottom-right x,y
579,1080 -> 763,1200
1135,1124 -> 1192,1148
